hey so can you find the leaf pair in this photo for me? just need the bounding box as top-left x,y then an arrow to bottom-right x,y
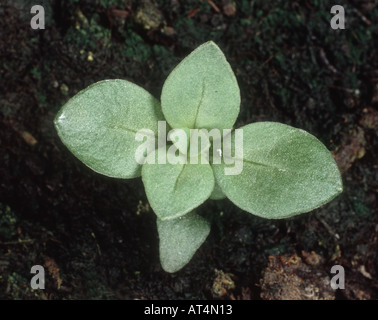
54,41 -> 343,273
142,41 -> 241,222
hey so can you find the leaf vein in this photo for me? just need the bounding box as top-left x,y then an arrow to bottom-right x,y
193,80 -> 206,128
173,165 -> 186,192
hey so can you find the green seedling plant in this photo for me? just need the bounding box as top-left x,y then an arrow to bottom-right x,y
54,41 -> 343,273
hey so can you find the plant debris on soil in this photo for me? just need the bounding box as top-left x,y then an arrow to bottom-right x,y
0,0 -> 377,300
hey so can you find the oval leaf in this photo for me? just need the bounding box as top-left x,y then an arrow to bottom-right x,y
161,41 -> 240,130
54,79 -> 164,178
157,212 -> 210,273
142,149 -> 215,220
213,122 -> 343,219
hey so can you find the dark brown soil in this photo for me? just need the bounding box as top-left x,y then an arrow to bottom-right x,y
0,0 -> 377,299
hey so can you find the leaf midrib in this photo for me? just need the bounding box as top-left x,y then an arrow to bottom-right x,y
193,80 -> 206,129
173,165 -> 186,192
106,125 -> 156,138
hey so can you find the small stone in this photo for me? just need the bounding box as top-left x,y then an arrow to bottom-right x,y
135,0 -> 165,30
212,269 -> 235,297
161,26 -> 175,36
223,3 -> 236,17
21,131 -> 37,146
60,83 -> 69,95
87,51 -> 94,62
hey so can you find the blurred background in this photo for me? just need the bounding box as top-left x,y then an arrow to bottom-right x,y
0,0 -> 377,299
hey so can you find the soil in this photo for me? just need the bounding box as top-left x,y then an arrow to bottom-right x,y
0,0 -> 377,299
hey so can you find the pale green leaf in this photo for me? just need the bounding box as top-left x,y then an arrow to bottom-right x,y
54,79 -> 164,178
157,211 -> 210,273
161,41 -> 240,130
213,122 -> 343,219
142,149 -> 215,220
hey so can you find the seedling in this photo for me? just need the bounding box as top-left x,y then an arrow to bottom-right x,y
54,41 -> 343,273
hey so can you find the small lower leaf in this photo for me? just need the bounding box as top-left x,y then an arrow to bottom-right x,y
157,212 -> 210,273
